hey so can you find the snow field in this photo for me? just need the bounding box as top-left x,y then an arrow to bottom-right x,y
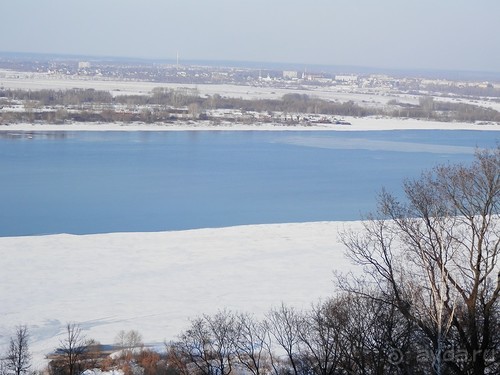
0,221 -> 359,368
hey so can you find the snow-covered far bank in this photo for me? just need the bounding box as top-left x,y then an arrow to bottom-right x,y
0,221 -> 360,369
0,71 -> 404,102
0,117 -> 499,133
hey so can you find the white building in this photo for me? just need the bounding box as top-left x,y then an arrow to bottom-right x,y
78,61 -> 91,70
335,74 -> 358,83
283,70 -> 298,79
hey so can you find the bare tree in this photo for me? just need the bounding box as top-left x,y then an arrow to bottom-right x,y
265,304 -> 301,375
173,310 -> 237,375
4,325 -> 31,375
55,323 -> 88,375
115,330 -> 144,358
295,300 -> 344,375
233,312 -> 269,375
115,330 -> 128,350
165,344 -> 191,375
188,103 -> 201,119
331,289 -> 422,374
126,330 -> 143,351
340,147 -> 500,374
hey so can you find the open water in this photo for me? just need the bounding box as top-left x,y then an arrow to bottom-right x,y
0,129 -> 497,236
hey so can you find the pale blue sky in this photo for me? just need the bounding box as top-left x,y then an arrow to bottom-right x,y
2,0 -> 499,72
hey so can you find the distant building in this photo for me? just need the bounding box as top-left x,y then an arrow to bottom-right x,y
304,73 -> 324,81
335,74 -> 358,83
78,61 -> 91,70
260,73 -> 273,82
283,70 -> 298,79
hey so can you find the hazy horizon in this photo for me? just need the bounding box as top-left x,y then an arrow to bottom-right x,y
2,1 -> 500,73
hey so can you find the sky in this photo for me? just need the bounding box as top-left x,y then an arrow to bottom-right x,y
2,0 -> 499,72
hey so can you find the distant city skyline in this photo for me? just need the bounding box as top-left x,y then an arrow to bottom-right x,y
2,0 -> 500,73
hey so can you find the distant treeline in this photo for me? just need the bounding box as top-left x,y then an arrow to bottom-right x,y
1,87 -> 499,124
397,81 -> 500,98
388,96 -> 500,123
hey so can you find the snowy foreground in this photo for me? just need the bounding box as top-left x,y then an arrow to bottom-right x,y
0,221 -> 359,368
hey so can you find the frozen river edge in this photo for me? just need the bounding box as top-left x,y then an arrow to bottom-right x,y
1,116 -> 499,132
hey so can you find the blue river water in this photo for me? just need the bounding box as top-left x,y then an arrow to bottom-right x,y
0,129 -> 497,236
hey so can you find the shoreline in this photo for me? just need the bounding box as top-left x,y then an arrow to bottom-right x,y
1,117 -> 499,132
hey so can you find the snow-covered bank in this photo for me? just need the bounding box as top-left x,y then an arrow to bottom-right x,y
0,221 -> 358,368
0,117 -> 499,132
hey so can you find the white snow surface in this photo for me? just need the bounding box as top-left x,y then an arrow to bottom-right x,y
0,221 -> 359,368
1,116 -> 499,133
